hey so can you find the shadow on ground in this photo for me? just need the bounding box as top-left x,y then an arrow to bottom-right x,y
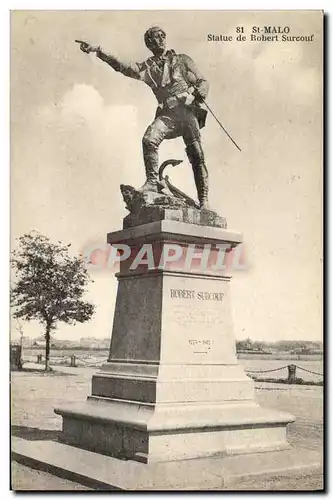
12,425 -> 61,441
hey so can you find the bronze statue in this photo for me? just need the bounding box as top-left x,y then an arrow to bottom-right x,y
76,27 -> 210,208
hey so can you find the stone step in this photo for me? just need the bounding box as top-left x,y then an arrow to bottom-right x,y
12,437 -> 323,490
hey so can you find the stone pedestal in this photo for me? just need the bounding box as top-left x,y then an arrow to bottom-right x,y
55,217 -> 294,463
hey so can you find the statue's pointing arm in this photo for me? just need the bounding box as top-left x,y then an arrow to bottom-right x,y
77,41 -> 144,80
96,47 -> 144,80
181,54 -> 209,101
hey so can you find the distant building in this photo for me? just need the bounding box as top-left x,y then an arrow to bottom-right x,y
79,337 -> 109,349
32,340 -> 46,348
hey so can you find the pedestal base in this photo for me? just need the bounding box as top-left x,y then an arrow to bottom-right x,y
55,397 -> 294,463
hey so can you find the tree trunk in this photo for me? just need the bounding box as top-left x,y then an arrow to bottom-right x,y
45,323 -> 51,372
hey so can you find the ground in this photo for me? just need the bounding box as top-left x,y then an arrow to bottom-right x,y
11,364 -> 324,491
11,462 -> 91,491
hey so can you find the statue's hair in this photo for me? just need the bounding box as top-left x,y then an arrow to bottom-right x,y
144,26 -> 166,49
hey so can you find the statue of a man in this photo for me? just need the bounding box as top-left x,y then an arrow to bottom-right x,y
78,27 -> 210,208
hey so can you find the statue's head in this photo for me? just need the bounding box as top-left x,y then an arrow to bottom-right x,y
144,26 -> 166,55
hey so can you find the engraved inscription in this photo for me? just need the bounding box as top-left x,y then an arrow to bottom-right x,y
188,339 -> 213,354
171,304 -> 225,326
170,289 -> 224,302
170,289 -> 195,299
197,291 -> 224,301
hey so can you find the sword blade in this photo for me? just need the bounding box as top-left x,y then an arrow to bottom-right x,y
203,100 -> 242,152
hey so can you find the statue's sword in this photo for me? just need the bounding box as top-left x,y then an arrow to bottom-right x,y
202,100 -> 242,152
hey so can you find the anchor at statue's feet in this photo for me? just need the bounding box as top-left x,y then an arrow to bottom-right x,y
120,158 -> 226,229
137,158 -> 211,210
138,153 -> 209,210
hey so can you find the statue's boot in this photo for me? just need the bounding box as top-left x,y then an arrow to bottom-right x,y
138,180 -> 159,193
186,141 -> 209,209
139,138 -> 161,193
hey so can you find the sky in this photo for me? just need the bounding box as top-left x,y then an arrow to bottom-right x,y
10,10 -> 323,342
